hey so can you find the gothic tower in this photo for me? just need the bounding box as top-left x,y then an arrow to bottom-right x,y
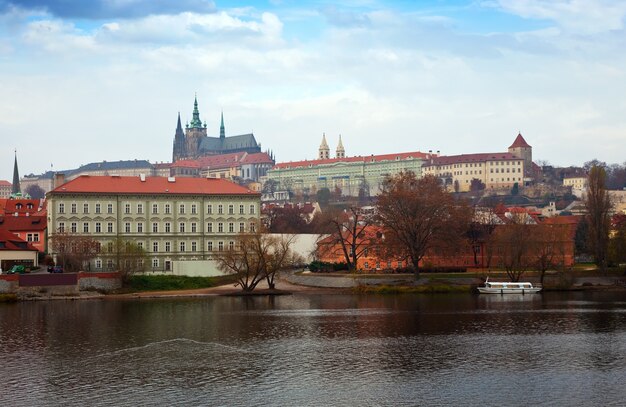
508,132 -> 532,177
184,95 -> 208,158
220,111 -> 225,139
11,151 -> 20,196
318,133 -> 330,160
335,135 -> 345,159
172,112 -> 185,162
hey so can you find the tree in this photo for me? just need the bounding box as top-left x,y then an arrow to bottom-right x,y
49,231 -> 101,272
317,206 -> 375,271
608,214 -> 626,267
492,222 -> 532,282
316,187 -> 331,207
584,165 -> 612,271
470,178 -> 486,193
24,184 -> 45,199
531,224 -> 570,284
108,237 -> 147,282
511,182 -> 519,196
215,232 -> 300,291
262,179 -> 279,195
268,205 -> 309,233
376,172 -> 471,274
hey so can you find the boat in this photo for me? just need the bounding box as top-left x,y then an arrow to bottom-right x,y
477,277 -> 542,294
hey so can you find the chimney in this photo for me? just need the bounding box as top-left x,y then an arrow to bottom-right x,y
54,173 -> 65,189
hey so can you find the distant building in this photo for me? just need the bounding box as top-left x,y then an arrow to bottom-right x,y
0,215 -> 47,253
172,96 -> 262,162
0,181 -> 11,199
563,175 -> 587,198
0,229 -> 39,271
47,175 -> 260,273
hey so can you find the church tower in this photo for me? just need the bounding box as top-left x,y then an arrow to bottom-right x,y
508,132 -> 532,177
172,112 -> 185,162
220,111 -> 225,139
184,95 -> 208,158
318,133 -> 330,160
335,135 -> 345,159
11,151 -> 20,196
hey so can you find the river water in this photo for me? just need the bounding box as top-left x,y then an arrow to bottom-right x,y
1,291 -> 625,406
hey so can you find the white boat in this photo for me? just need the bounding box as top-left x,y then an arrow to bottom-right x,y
477,278 -> 542,294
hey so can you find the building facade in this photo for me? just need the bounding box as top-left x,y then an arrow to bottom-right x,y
47,175 -> 260,272
0,181 -> 11,199
172,97 -> 261,162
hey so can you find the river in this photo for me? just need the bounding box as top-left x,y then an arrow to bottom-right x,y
1,291 -> 625,406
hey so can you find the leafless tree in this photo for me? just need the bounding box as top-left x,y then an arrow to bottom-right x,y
584,165 -> 613,271
49,231 -> 101,272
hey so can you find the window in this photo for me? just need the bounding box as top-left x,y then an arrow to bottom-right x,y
228,223 -> 234,233
152,204 -> 159,214
191,222 -> 197,233
364,261 -> 369,269
59,203 -> 65,214
191,242 -> 197,252
125,222 -> 131,233
107,259 -> 114,270
107,203 -> 113,214
250,222 -> 256,232
83,222 -> 89,233
137,222 -> 143,233
165,204 -> 171,214
218,241 -> 224,251
165,222 -> 171,233
107,242 -> 114,253
239,222 -> 245,232
165,241 -> 171,252
95,203 -> 101,214
27,233 -> 33,242
229,241 -> 235,250
207,223 -> 213,233
179,204 -> 185,214
207,241 -> 213,251
107,222 -> 114,233
180,241 -> 186,252
191,204 -> 197,215
95,259 -> 102,269
218,222 -> 224,233
228,204 -> 234,215
249,204 -> 256,214
71,222 -> 77,233
137,204 -> 143,214
239,204 -> 245,214
165,261 -> 171,271
152,258 -> 159,268
218,204 -> 223,214
152,222 -> 158,233
95,222 -> 102,233
71,203 -> 77,214
153,241 -> 159,253
125,203 -> 131,214
83,203 -> 89,214
179,222 -> 185,233
207,204 -> 213,214
137,242 -> 144,250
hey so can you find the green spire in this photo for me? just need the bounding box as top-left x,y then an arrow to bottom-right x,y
11,150 -> 21,196
189,94 -> 203,128
220,111 -> 225,139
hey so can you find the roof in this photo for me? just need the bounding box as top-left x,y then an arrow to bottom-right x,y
196,152 -> 247,169
76,159 -> 153,172
199,134 -> 259,153
170,160 -> 201,169
0,199 -> 45,215
0,230 -> 38,251
273,151 -> 430,170
48,175 -> 259,196
422,152 -> 520,167
240,152 -> 274,165
509,133 -> 531,149
0,215 -> 47,232
0,180 -> 11,187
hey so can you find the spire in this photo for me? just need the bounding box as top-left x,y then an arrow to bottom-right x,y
220,111 -> 225,139
318,133 -> 330,160
189,94 -> 203,128
176,112 -> 183,132
336,134 -> 345,159
11,150 -> 21,196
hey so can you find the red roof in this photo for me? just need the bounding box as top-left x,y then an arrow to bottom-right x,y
0,230 -> 38,251
196,152 -> 247,169
48,175 -> 259,196
0,215 -> 47,232
509,133 -> 531,149
422,152 -> 520,167
0,199 -> 45,216
171,160 -> 201,169
240,152 -> 274,165
0,180 -> 11,187
273,151 -> 430,170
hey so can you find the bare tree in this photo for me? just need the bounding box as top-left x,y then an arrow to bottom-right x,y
531,224 -> 570,284
492,222 -> 532,282
376,172 -> 471,274
585,165 -> 612,271
108,237 -> 146,282
49,231 -> 101,272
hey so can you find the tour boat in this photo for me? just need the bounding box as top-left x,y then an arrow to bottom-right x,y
477,278 -> 542,294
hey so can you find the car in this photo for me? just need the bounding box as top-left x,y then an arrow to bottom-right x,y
51,265 -> 64,273
7,265 -> 27,274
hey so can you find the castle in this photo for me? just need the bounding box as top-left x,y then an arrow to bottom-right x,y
172,96 -> 261,162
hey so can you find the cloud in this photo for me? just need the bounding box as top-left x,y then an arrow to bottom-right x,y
0,0 -> 216,19
320,6 -> 371,28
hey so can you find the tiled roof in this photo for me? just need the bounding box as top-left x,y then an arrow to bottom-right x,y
0,180 -> 11,187
240,152 -> 274,165
0,199 -> 44,215
171,160 -> 201,169
48,175 -> 259,196
196,152 -> 247,168
199,134 -> 259,152
0,215 -> 47,232
273,151 -> 430,170
0,230 -> 38,251
509,133 -> 531,149
422,153 -> 519,167
77,159 -> 152,171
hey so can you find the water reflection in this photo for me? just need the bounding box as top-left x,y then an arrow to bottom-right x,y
1,291 -> 625,406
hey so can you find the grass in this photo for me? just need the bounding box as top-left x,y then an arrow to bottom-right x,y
123,274 -> 237,292
354,284 -> 473,294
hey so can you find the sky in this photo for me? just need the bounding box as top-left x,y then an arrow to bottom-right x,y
1,0 -> 626,181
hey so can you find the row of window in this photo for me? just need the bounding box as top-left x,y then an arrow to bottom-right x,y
57,221 -> 257,234
57,202 -> 257,216
434,161 -> 522,171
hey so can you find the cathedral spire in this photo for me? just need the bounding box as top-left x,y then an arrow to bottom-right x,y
11,150 -> 21,196
176,111 -> 183,132
336,134 -> 345,159
220,111 -> 225,139
318,133 -> 330,160
189,94 -> 203,129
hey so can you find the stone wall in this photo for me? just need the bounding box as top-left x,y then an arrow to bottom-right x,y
0,275 -> 18,293
78,272 -> 122,292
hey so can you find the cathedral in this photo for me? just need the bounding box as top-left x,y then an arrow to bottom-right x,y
172,96 -> 261,162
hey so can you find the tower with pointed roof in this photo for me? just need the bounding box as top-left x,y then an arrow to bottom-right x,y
318,133 -> 330,160
11,151 -> 21,196
335,135 -> 345,159
172,113 -> 186,162
220,111 -> 225,139
508,132 -> 532,177
183,95 -> 207,159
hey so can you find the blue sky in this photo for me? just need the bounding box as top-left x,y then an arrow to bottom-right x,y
1,0 -> 626,181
